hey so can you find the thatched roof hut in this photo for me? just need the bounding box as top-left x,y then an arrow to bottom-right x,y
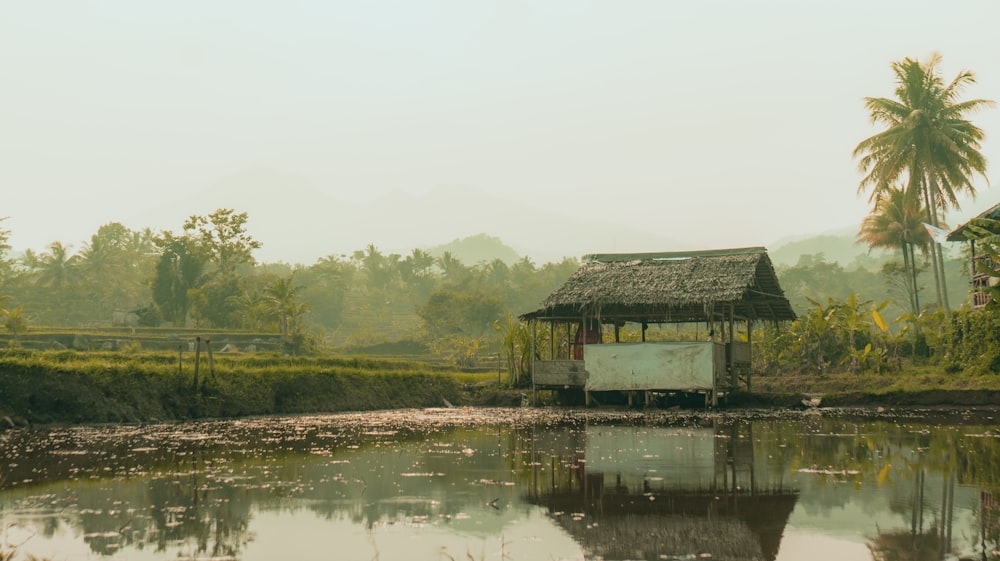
522,247 -> 795,324
946,201 -> 1000,242
947,202 -> 1000,309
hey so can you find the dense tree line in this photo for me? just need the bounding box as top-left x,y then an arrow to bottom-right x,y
0,213 -> 578,359
0,211 -> 996,377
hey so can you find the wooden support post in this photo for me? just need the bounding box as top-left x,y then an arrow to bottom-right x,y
193,336 -> 201,391
566,322 -> 572,360
206,339 -> 215,380
729,303 -> 736,388
728,304 -> 736,345
549,322 -> 554,360
531,321 -> 537,404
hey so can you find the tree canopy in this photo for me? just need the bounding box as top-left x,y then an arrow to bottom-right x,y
854,53 -> 994,314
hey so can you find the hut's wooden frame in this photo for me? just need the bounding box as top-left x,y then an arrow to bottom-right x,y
521,247 -> 796,406
947,201 -> 1000,310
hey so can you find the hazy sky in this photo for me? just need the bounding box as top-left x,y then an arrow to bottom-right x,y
3,1 -> 999,261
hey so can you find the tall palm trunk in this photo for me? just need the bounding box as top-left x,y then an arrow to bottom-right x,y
919,178 -> 945,313
925,177 -> 951,316
909,241 -> 921,313
900,239 -> 918,314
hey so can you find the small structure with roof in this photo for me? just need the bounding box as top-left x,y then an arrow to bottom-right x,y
520,247 -> 796,406
947,202 -> 1000,309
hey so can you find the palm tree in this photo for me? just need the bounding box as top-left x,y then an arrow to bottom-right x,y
37,241 -> 79,291
436,251 -> 470,287
857,186 -> 932,314
398,248 -> 434,284
854,53 -> 994,314
19,248 -> 40,271
482,258 -> 510,287
226,287 -> 271,331
264,275 -> 309,340
353,244 -> 396,290
36,242 -> 81,320
0,217 -> 12,284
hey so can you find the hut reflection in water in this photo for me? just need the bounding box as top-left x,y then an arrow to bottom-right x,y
523,421 -> 798,561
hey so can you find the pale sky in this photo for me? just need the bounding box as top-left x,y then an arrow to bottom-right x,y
3,1 -> 999,263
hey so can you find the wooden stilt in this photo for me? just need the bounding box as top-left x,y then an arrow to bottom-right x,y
531,321 -> 537,404
567,322 -> 572,360
206,339 -> 215,380
193,336 -> 201,391
729,303 -> 737,388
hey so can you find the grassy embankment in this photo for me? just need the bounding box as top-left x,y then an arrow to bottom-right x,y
737,367 -> 1000,407
4,324 -> 1000,425
0,348 -> 503,426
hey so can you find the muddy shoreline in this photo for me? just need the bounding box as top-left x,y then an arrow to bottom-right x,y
5,377 -> 999,430
471,386 -> 1000,409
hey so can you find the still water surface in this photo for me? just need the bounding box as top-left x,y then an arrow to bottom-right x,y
1,407 -> 998,561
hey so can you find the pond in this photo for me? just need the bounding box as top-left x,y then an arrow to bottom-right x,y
1,407 -> 998,561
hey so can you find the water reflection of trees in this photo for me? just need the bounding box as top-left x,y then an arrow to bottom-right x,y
5,451 -> 255,558
748,413 -> 1000,560
143,458 -> 253,559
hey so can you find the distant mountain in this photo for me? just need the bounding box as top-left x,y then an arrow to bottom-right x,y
426,234 -> 521,266
369,184 -> 689,265
769,231 -> 882,267
126,168 -> 689,266
768,225 -> 971,269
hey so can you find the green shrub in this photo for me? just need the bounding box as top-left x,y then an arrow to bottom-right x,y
947,307 -> 1000,375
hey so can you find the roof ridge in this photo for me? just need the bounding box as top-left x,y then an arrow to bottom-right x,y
583,246 -> 767,263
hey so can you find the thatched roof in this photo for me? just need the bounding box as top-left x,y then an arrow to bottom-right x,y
521,247 -> 795,323
947,201 -> 1000,241
534,490 -> 799,561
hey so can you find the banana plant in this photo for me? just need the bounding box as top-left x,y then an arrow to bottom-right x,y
2,303 -> 28,347
792,298 -> 841,374
830,293 -> 885,373
494,313 -> 549,386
